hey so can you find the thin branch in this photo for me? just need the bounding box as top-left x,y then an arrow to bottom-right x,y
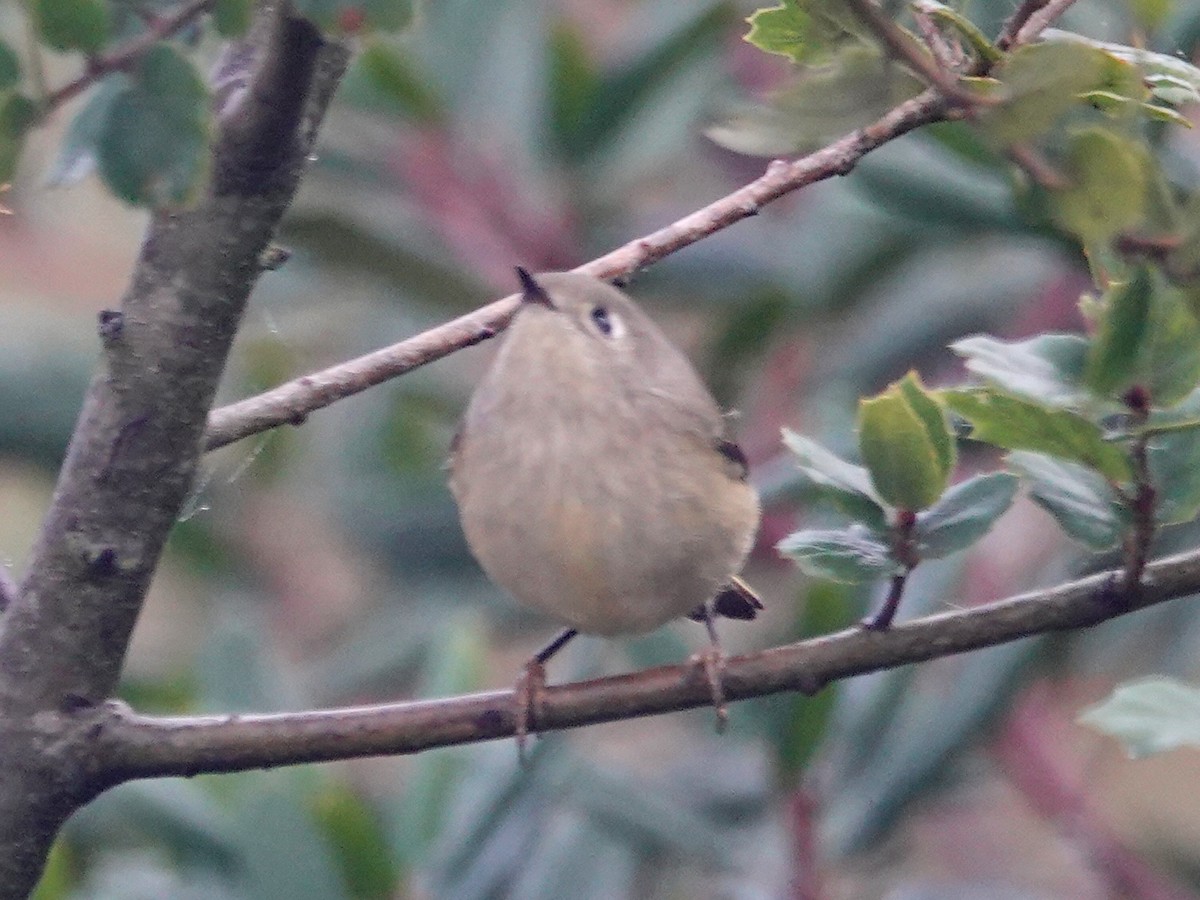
841,0 -> 983,106
44,0 -> 215,112
1012,0 -> 1082,48
204,87 -> 957,450
92,546 -> 1200,780
995,0 -> 1051,51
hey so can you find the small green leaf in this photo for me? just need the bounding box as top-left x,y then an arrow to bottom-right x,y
777,526 -> 899,582
0,42 -> 21,90
213,0 -> 253,36
917,1 -> 1000,64
950,333 -> 1090,408
745,0 -> 813,63
1079,676 -> 1200,759
899,371 -> 955,484
1007,451 -> 1126,548
944,389 -> 1132,482
744,0 -> 865,65
96,45 -> 210,207
310,785 -> 395,898
33,0 -> 110,54
1042,30 -> 1200,107
781,429 -> 887,528
1050,128 -> 1149,245
1145,73 -> 1200,106
0,93 -> 36,182
1085,266 -> 1153,397
859,374 -> 952,511
982,42 -> 1110,144
914,472 -> 1018,559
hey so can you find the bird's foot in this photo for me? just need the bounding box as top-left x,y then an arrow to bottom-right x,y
692,645 -> 728,734
513,658 -> 547,763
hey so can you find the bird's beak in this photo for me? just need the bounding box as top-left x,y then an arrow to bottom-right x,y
515,267 -> 554,309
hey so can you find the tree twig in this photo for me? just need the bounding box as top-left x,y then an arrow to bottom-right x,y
86,546 -> 1200,779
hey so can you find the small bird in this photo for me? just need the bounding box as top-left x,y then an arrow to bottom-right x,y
449,268 -> 761,749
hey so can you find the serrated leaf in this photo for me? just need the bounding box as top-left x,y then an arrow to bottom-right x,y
745,0 -> 813,63
33,0 -> 110,54
96,45 -> 209,207
0,93 -> 37,182
1085,266 -> 1153,396
914,472 -> 1018,559
951,333 -> 1090,408
43,74 -> 122,188
777,526 -> 899,582
859,376 -> 952,511
781,429 -> 887,527
213,0 -> 252,36
982,42 -> 1110,144
1079,676 -> 1200,758
744,0 -> 866,65
0,42 -> 20,90
1050,128 -> 1149,245
944,388 -> 1132,482
1007,451 -> 1126,548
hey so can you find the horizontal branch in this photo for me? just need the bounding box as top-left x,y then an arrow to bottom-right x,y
203,87 -> 954,451
93,547 -> 1200,780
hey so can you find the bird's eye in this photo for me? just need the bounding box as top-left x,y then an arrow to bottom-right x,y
590,305 -> 614,336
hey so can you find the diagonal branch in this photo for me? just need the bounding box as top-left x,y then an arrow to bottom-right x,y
92,547 -> 1200,780
204,87 -> 956,451
44,0 -> 216,111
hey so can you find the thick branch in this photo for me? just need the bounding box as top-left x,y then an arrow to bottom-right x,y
91,547 -> 1200,779
0,10 -> 349,897
204,88 -> 954,450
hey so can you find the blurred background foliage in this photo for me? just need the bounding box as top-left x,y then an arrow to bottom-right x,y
3,0 -> 1200,897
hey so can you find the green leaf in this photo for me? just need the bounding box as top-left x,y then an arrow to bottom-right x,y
0,42 -> 21,91
96,45 -> 210,207
0,93 -> 37,182
1142,282 -> 1200,407
950,333 -> 1089,408
858,373 -> 952,511
1079,676 -> 1200,758
1148,425 -> 1200,526
709,45 -> 922,157
781,428 -> 887,528
43,74 -> 122,188
981,42 -> 1111,144
777,526 -> 899,582
899,371 -> 955,483
914,472 -> 1018,559
213,0 -> 253,36
1085,266 -> 1153,397
744,0 -> 865,65
1007,451 -> 1126,548
310,785 -> 395,899
1042,30 -> 1200,107
355,39 -> 442,124
745,0 -> 813,63
33,0 -> 110,54
944,389 -> 1132,482
917,1 -> 1000,65
1050,128 -> 1149,245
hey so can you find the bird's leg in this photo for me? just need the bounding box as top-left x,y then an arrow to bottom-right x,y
514,627 -> 577,761
695,603 -> 729,733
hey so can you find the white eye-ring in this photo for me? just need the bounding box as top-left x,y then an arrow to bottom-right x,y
590,305 -> 623,338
